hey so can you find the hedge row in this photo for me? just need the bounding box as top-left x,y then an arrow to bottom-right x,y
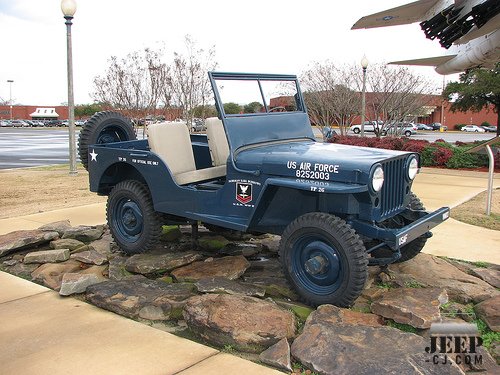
329,135 -> 499,170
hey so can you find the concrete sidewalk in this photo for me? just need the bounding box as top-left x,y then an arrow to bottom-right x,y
0,272 -> 281,375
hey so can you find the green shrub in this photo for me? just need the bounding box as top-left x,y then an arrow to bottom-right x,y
480,121 -> 490,127
454,124 -> 466,131
445,148 -> 482,169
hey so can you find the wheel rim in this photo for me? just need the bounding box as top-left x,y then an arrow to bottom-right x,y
96,125 -> 129,144
112,197 -> 143,242
291,235 -> 343,295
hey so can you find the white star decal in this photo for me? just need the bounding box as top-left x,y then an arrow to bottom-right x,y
90,149 -> 98,162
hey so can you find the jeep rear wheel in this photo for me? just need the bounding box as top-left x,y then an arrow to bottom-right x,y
107,180 -> 162,254
279,213 -> 368,307
78,111 -> 136,170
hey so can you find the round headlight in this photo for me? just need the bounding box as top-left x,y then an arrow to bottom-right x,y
371,165 -> 384,192
408,156 -> 418,180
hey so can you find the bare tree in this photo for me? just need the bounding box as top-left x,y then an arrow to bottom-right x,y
166,36 -> 217,126
300,62 -> 361,136
364,64 -> 438,136
92,47 -> 170,121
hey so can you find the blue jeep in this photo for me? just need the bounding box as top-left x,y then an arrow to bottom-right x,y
79,72 -> 449,307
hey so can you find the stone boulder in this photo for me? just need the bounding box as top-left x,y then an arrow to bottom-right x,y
88,234 -> 114,257
291,305 -> 464,375
86,279 -> 196,321
310,304 -> 384,327
79,265 -> 108,282
125,252 -> 203,275
50,238 -> 85,251
171,255 -> 250,282
31,259 -> 83,290
471,268 -> 500,289
474,295 -> 500,331
38,220 -> 72,236
2,262 -> 38,280
62,226 -> 104,242
197,235 -> 230,251
259,338 -> 292,372
389,254 -> 497,303
59,273 -> 102,296
371,288 -> 448,329
218,243 -> 262,257
183,294 -> 296,352
108,256 -> 134,281
0,230 -> 59,257
24,249 -> 70,264
194,277 -> 265,297
70,250 -> 108,265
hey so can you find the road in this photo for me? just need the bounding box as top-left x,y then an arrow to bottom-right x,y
0,128 -> 495,169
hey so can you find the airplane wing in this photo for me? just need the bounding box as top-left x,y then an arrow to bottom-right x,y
352,0 -> 439,29
388,55 -> 457,66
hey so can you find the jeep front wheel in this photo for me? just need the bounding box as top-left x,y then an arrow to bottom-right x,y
107,180 -> 162,254
279,213 -> 368,307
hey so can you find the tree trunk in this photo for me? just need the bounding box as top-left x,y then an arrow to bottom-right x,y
497,111 -> 500,137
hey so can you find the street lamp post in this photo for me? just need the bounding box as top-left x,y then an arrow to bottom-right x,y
360,56 -> 369,137
61,0 -> 78,175
7,80 -> 14,120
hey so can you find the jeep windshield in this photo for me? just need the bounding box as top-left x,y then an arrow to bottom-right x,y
209,72 -> 315,152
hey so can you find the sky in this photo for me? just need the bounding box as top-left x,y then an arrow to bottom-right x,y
0,0 -> 456,106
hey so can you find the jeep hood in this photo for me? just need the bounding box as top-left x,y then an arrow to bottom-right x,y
235,140 -> 412,184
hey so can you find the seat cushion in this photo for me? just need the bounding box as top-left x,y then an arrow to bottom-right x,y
205,117 -> 230,167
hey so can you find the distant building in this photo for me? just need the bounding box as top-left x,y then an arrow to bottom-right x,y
0,105 -> 68,120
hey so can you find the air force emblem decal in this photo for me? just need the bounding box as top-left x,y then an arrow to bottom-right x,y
236,182 -> 252,204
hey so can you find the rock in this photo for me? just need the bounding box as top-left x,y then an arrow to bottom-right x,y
31,260 -> 82,290
59,273 -> 102,296
371,288 -> 448,329
389,254 -> 497,303
70,250 -> 108,265
291,306 -> 464,375
108,256 -> 134,281
125,252 -> 203,275
71,245 -> 92,254
38,220 -> 72,236
0,230 -> 59,257
161,225 -> 182,242
3,262 -> 38,279
195,277 -> 265,297
2,259 -> 17,266
88,234 -> 114,257
24,249 -> 70,264
86,279 -> 196,321
50,238 -> 85,251
62,226 -> 104,242
218,242 -> 262,257
474,295 -> 500,331
259,338 -> 292,372
243,276 -> 298,300
197,235 -> 230,251
471,268 -> 500,289
440,301 -> 476,322
172,255 -> 250,282
310,304 -> 384,327
79,265 -> 108,282
183,294 -> 296,352
258,234 -> 281,253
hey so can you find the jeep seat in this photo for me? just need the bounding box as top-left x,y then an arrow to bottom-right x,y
205,117 -> 230,167
147,122 -> 226,185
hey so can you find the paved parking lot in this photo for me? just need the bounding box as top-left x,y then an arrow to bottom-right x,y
0,127 -> 494,170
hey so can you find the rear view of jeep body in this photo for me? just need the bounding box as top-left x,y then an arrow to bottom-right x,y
81,71 -> 449,308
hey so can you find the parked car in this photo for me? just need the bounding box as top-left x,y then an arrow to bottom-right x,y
45,120 -> 63,127
381,123 -> 417,137
350,121 -> 384,134
10,120 -> 29,127
191,118 -> 206,132
430,123 -> 448,131
480,125 -> 497,133
31,120 -> 45,127
75,120 -> 86,126
461,125 -> 485,132
416,123 -> 433,131
0,120 -> 13,127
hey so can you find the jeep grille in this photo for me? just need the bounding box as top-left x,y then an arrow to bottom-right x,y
380,157 -> 407,219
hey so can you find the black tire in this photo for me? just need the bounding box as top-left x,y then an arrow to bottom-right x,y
78,111 -> 136,170
107,180 -> 162,254
381,130 -> 387,136
353,128 -> 361,134
404,130 -> 412,137
279,213 -> 368,307
371,192 -> 428,263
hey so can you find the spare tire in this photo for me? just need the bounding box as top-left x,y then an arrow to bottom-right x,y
78,111 -> 136,170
